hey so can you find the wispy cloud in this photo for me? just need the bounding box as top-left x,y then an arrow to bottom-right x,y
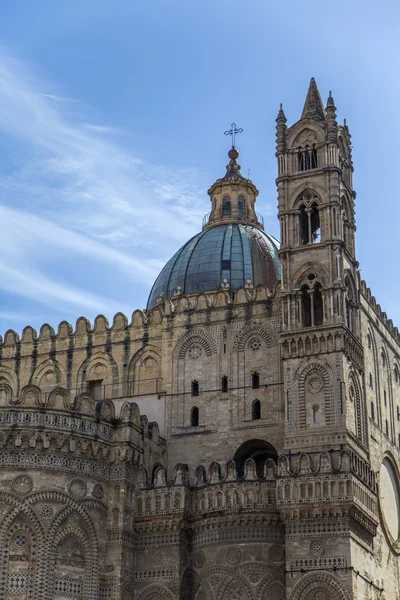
0,54 -> 206,326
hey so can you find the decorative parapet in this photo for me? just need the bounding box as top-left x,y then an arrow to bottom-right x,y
360,278 -> 400,344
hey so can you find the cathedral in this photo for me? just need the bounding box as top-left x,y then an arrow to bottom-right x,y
0,77 -> 398,600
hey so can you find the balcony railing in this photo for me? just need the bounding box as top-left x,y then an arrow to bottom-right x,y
202,208 -> 264,228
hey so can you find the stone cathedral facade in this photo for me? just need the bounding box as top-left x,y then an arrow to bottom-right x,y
0,78 -> 399,600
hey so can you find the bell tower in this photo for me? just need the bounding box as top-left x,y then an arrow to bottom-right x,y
276,79 -> 378,600
276,77 -> 365,445
277,77 -> 358,337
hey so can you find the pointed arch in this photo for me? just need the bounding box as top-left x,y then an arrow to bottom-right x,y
288,570 -> 351,600
77,351 -> 119,399
30,357 -> 66,389
128,345 -> 161,395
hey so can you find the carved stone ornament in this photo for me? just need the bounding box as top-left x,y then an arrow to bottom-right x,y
226,546 -> 242,564
194,549 -> 206,568
92,483 -> 104,499
310,539 -> 325,556
12,474 -> 33,495
307,376 -> 323,393
68,478 -> 87,499
269,544 -> 285,562
188,345 -> 202,360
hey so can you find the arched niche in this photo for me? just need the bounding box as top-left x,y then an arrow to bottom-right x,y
233,439 -> 277,478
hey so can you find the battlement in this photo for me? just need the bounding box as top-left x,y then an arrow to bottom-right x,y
0,283 -> 280,349
360,278 -> 400,344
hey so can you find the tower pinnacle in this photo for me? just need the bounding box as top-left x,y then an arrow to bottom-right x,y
301,77 -> 326,122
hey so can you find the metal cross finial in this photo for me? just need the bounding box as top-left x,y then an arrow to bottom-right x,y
224,123 -> 243,148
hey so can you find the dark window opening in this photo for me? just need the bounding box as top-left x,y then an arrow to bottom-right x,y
301,282 -> 323,327
221,376 -> 228,393
191,406 -> 199,427
191,380 -> 199,397
398,433 -> 400,448
223,196 -> 231,216
370,401 -> 375,420
384,390 -> 387,407
301,285 -> 312,328
313,283 -> 323,326
252,372 -> 260,389
299,202 -> 320,245
299,205 -> 308,245
369,373 -> 373,388
87,379 -> 103,401
297,144 -> 318,171
252,399 -> 261,420
385,419 -> 389,436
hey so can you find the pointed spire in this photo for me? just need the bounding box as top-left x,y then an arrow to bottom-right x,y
325,90 -> 337,143
301,77 -> 326,122
276,103 -> 287,154
276,103 -> 287,124
326,90 -> 336,109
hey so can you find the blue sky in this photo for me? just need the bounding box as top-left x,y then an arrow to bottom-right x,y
0,0 -> 399,335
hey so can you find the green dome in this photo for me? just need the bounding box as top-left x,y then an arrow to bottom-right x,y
147,223 -> 281,309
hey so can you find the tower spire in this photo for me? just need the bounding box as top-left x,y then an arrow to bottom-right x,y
301,77 -> 326,122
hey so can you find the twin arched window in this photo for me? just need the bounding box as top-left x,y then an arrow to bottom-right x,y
191,380 -> 199,396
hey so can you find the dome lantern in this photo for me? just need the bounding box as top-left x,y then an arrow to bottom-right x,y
203,148 -> 264,230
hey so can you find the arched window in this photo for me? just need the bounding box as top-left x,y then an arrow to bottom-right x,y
191,380 -> 199,397
252,399 -> 261,420
252,372 -> 260,389
369,373 -> 373,388
370,401 -> 375,420
381,352 -> 386,367
395,366 -> 399,383
238,196 -> 245,217
313,283 -> 323,326
221,376 -> 228,393
367,334 -> 371,348
223,196 -> 231,216
385,419 -> 389,436
384,390 -> 387,407
191,406 -> 199,426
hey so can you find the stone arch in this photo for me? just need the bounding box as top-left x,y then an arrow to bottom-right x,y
20,384 -> 42,407
0,365 -> 17,396
0,381 -> 14,406
216,573 -> 255,600
233,439 -> 277,478
348,370 -> 364,442
176,329 -> 217,359
136,583 -> 175,600
293,360 -> 335,430
47,386 -> 69,410
291,262 -> 328,290
233,321 -> 276,352
128,346 -> 161,395
287,120 -> 325,149
0,501 -> 47,600
1,514 -> 39,600
30,358 -> 66,390
43,499 -> 100,600
288,570 -> 351,599
50,526 -> 92,600
77,351 -> 119,399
